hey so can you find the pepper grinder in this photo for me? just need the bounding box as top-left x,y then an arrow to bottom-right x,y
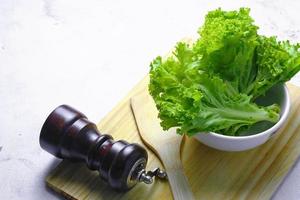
40,105 -> 166,190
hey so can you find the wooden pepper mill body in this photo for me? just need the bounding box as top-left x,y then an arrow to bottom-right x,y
40,105 -> 148,190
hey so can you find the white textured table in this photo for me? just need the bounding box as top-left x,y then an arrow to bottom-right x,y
0,0 -> 300,199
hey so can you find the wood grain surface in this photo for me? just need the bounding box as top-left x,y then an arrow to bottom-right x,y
131,91 -> 195,200
46,76 -> 300,200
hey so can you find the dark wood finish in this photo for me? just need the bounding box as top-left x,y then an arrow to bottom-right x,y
39,105 -> 148,190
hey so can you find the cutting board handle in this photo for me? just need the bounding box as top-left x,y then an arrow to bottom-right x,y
160,148 -> 195,200
166,166 -> 195,200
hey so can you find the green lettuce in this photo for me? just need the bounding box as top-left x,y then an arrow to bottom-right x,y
195,8 -> 259,93
149,43 -> 279,136
246,36 -> 300,98
149,8 -> 300,136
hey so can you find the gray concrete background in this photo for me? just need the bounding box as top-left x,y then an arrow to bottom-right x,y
1,0 -> 300,199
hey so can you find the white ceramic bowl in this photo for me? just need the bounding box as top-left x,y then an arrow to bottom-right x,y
194,84 -> 290,152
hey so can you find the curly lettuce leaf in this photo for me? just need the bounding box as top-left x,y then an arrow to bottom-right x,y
149,43 -> 279,136
245,36 -> 300,98
195,7 -> 259,92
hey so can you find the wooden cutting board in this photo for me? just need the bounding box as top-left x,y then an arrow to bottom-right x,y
46,76 -> 300,200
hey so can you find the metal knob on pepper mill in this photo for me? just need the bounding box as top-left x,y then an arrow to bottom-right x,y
39,105 -> 166,190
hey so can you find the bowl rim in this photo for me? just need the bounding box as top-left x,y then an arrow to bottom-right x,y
204,83 -> 290,140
